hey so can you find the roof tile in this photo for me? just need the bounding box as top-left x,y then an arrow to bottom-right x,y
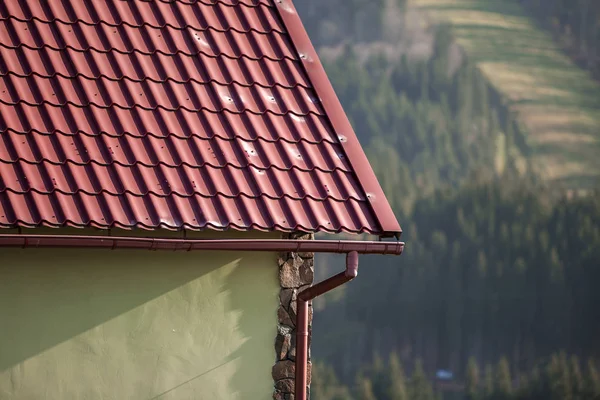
0,0 -> 401,236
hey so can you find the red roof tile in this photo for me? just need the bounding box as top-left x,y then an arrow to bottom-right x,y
0,0 -> 401,237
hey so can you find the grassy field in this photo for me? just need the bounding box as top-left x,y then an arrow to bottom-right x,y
411,0 -> 600,189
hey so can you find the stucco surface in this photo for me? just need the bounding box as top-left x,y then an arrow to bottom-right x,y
0,234 -> 279,399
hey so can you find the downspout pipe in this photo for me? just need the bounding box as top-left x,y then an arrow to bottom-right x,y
295,251 -> 360,400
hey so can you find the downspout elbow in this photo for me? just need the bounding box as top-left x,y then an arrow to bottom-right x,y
345,251 -> 359,278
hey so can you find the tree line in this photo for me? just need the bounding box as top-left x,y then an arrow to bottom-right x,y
296,2 -> 600,399
313,351 -> 600,400
466,352 -> 600,400
519,0 -> 600,78
311,25 -> 600,400
315,177 -> 600,381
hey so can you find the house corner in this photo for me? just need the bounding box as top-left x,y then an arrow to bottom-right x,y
272,232 -> 315,400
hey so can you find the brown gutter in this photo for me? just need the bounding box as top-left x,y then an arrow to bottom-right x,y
0,234 -> 404,254
295,251 -> 360,400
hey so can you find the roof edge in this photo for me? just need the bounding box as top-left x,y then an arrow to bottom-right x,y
0,234 -> 404,255
273,0 -> 402,236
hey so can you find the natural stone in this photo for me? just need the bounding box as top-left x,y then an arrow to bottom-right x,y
299,284 -> 311,292
272,360 -> 295,381
278,305 -> 294,327
275,332 -> 291,360
274,235 -> 315,400
275,379 -> 295,393
302,256 -> 314,267
289,334 -> 296,361
299,259 -> 314,285
280,288 -> 294,311
289,290 -> 298,318
287,333 -> 311,359
290,232 -> 312,240
298,251 -> 314,259
279,258 -> 303,288
278,324 -> 292,336
279,256 -> 312,288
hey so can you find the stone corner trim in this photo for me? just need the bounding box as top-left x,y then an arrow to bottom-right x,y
273,232 -> 314,400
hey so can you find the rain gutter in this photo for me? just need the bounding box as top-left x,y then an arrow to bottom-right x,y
0,234 -> 403,254
0,233 -> 403,400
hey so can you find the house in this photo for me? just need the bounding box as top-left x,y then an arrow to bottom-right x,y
0,1 -> 403,399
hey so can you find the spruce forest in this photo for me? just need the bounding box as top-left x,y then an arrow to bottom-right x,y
299,0 -> 600,399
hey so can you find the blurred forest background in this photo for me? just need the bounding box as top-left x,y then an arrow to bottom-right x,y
298,0 -> 600,399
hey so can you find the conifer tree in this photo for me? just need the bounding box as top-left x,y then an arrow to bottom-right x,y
494,357 -> 512,400
388,352 -> 408,400
409,359 -> 435,400
546,352 -> 573,400
465,357 -> 480,400
484,364 -> 495,399
357,377 -> 377,400
312,363 -> 353,400
528,365 -> 544,399
559,351 -> 574,400
584,359 -> 600,399
570,355 -> 584,400
514,372 -> 531,400
370,353 -> 388,400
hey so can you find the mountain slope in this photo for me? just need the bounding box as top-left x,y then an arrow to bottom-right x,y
411,0 -> 600,189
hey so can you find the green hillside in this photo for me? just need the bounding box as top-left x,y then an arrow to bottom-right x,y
411,0 -> 600,189
294,1 -> 600,398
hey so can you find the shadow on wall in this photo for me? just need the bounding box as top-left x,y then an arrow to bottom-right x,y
224,251 -> 280,400
147,251 -> 280,400
0,245 -> 279,400
0,247 -> 217,372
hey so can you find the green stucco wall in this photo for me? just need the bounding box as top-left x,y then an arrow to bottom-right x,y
0,231 -> 279,399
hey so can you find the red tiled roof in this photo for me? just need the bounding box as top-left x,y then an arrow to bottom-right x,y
0,0 -> 401,237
